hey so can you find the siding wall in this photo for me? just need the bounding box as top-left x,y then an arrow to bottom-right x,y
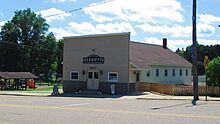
129,66 -> 192,84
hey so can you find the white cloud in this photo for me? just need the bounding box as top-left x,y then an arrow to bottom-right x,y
37,8 -> 71,22
49,27 -> 77,39
136,22 -> 215,38
143,37 -> 220,51
136,24 -> 191,37
0,21 -> 6,32
198,39 -> 220,46
0,21 -> 6,27
143,37 -> 190,51
50,21 -> 136,39
96,22 -> 137,35
197,23 -> 215,37
84,0 -> 184,23
199,14 -> 220,24
68,21 -> 137,35
47,0 -> 76,3
68,22 -> 98,34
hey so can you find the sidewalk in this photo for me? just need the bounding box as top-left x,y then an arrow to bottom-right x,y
0,90 -> 220,101
131,92 -> 220,101
0,91 -> 51,96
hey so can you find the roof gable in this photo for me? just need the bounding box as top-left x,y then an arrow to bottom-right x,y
130,42 -> 192,69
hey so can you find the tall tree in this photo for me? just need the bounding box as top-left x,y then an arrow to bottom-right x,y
206,57 -> 220,87
176,43 -> 220,75
55,39 -> 63,81
38,33 -> 57,81
0,8 -> 49,72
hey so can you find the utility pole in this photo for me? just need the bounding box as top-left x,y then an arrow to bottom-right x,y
192,0 -> 199,100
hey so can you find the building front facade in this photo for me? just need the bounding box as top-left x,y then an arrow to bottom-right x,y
63,33 -> 135,94
63,32 -> 192,94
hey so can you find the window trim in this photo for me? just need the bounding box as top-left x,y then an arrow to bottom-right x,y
70,71 -> 79,80
108,72 -> 118,82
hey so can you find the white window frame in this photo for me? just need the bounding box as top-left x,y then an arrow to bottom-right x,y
70,71 -> 79,80
108,72 -> 118,82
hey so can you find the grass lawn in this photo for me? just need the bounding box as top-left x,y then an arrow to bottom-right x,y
0,85 -> 63,94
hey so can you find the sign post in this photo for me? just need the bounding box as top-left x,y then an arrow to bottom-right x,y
204,55 -> 209,101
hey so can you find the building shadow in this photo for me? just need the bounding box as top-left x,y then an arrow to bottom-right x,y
49,91 -> 148,99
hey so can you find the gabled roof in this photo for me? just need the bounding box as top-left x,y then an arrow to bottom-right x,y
0,72 -> 39,79
130,42 -> 192,69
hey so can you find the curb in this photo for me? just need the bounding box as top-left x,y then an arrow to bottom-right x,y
0,92 -> 50,97
136,98 -> 191,101
136,97 -> 220,101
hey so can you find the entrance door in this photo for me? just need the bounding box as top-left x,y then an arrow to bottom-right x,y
87,70 -> 99,90
136,73 -> 140,82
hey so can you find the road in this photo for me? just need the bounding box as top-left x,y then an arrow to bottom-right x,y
0,95 -> 220,124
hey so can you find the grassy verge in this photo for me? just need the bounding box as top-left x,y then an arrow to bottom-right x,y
0,85 -> 63,94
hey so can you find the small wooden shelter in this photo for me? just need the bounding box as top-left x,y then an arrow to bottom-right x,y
0,72 -> 39,90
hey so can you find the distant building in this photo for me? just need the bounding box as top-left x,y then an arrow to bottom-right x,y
62,32 -> 192,94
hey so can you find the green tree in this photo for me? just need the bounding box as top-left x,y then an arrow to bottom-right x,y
206,57 -> 220,87
176,43 -> 217,75
0,8 -> 49,72
55,39 -> 63,81
38,33 -> 57,81
0,8 -> 64,82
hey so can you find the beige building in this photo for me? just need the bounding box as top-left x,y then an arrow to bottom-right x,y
63,32 -> 192,94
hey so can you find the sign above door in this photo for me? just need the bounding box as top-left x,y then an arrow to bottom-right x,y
83,54 -> 104,64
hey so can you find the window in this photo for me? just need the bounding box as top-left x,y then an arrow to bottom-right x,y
108,72 -> 118,82
146,70 -> 150,77
94,72 -> 99,79
173,69 -> 175,76
156,69 -> 159,77
136,73 -> 140,82
88,72 -> 93,79
186,69 -> 188,76
179,69 -> 182,76
165,69 -> 168,76
70,71 -> 79,80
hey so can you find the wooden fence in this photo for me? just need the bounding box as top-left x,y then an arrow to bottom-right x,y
139,82 -> 220,96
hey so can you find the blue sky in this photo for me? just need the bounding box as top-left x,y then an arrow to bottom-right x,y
0,0 -> 220,51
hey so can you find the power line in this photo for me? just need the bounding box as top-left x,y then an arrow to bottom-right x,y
0,41 -> 62,56
0,41 -> 35,48
45,0 -> 115,18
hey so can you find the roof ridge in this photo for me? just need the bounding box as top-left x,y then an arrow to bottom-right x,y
130,41 -> 162,47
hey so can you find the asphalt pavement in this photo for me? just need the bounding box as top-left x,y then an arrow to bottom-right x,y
0,90 -> 220,101
0,94 -> 220,124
